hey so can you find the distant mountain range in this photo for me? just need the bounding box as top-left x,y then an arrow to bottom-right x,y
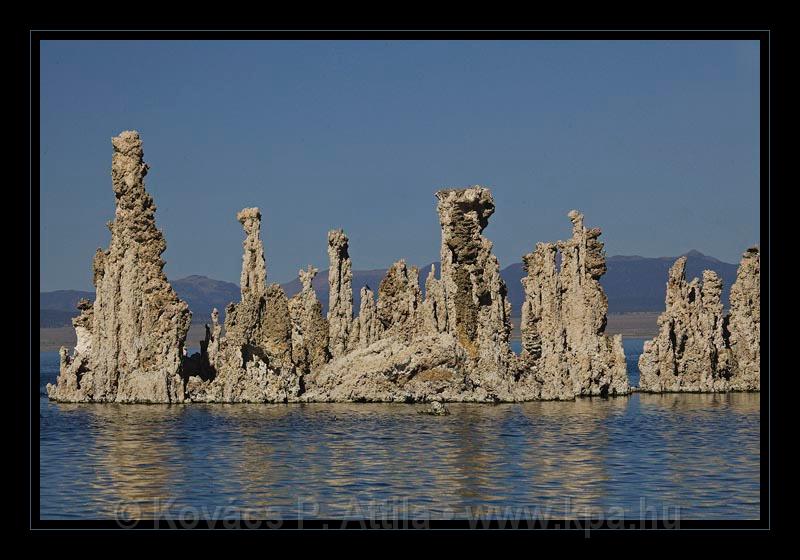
40,250 -> 739,328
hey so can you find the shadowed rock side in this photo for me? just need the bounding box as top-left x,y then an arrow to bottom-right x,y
518,211 -> 629,399
47,131 -> 191,403
638,247 -> 760,392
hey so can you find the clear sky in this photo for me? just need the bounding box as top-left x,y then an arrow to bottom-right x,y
40,40 -> 760,292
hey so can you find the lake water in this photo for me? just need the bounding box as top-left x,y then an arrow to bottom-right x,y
39,339 -> 760,521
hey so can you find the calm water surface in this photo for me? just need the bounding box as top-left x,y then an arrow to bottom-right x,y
39,339 -> 760,520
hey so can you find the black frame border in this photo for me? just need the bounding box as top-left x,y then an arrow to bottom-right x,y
24,26 -> 771,534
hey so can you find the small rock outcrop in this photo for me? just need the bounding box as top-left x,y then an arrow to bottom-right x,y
419,401 -> 450,416
47,131 -> 191,403
519,211 -> 629,399
638,247 -> 760,393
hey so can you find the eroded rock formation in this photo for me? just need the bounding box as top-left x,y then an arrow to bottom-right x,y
435,188 -> 513,365
727,247 -> 760,390
327,229 -> 353,358
47,131 -> 191,403
263,284 -> 293,367
305,187 -> 523,403
185,208 -> 301,402
222,208 -> 269,355
288,266 -> 330,375
519,211 -> 629,399
375,260 -> 424,341
637,258 -> 727,391
353,285 -> 379,349
54,145 -> 760,404
422,264 -> 447,333
637,247 -> 760,392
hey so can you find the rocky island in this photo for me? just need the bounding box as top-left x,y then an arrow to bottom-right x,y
46,131 -> 760,404
638,248 -> 761,392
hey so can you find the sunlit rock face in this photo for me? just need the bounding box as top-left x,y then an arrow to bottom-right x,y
327,229 -> 353,359
48,175 -> 647,403
376,259 -> 424,342
222,208 -> 269,356
286,265 -> 330,378
519,211 -> 629,400
638,258 -> 728,392
305,187 -> 523,403
353,285 -> 379,349
638,247 -> 760,393
186,208 -> 301,403
435,187 -> 513,370
47,131 -> 191,403
429,187 -> 517,397
51,142 -> 668,405
727,247 -> 760,391
263,284 -> 293,368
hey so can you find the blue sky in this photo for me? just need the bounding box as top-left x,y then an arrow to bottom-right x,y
40,40 -> 760,291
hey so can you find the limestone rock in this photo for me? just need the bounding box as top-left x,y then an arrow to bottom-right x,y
638,257 -> 732,392
727,247 -> 760,390
50,158 -> 650,403
376,260 -> 424,342
188,348 -> 302,403
302,333 -> 471,403
355,285 -> 379,349
263,284 -> 293,367
420,401 -> 450,416
327,229 -> 353,358
238,207 -> 267,299
186,208 -> 301,402
47,130 -> 191,403
288,265 -> 330,374
197,308 -> 221,380
72,298 -> 94,356
434,187 -> 514,389
639,247 -> 761,393
519,211 -> 629,399
304,187 -> 525,403
422,264 -> 447,333
222,208 -> 268,355
435,188 -> 512,365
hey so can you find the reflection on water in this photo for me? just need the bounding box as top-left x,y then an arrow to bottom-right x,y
39,343 -> 760,521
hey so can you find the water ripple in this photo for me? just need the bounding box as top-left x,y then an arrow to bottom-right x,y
38,343 -> 759,520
